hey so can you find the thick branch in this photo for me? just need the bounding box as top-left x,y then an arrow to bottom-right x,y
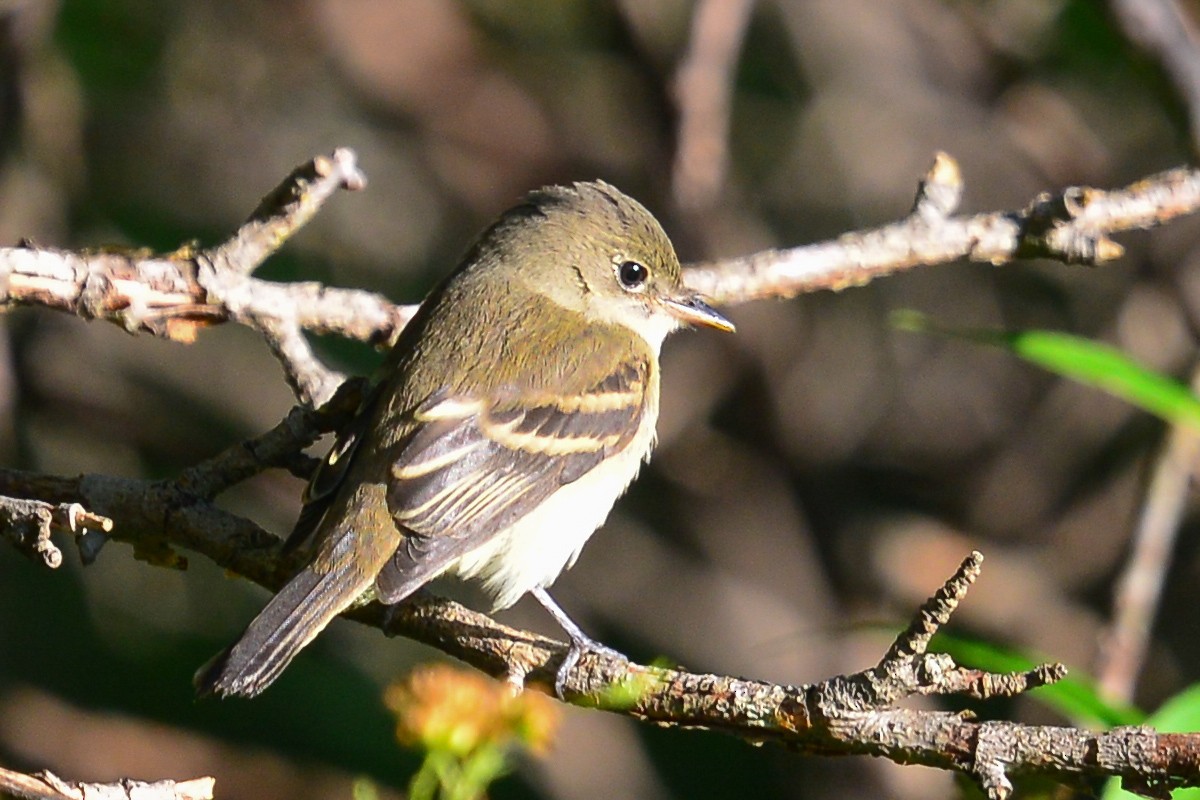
0,765 -> 213,800
0,245 -> 413,347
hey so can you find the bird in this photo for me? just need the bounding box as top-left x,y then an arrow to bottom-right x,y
195,180 -> 734,699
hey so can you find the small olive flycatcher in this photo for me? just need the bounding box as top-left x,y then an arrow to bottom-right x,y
196,180 -> 733,698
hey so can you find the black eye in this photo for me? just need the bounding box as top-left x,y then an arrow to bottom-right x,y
617,260 -> 648,290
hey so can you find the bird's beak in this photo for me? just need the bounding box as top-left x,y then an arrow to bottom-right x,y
660,293 -> 735,332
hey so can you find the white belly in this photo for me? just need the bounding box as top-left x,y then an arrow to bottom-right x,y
450,411 -> 658,610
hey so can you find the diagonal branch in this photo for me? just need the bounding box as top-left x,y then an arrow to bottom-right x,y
203,148 -> 367,277
1108,0 -> 1200,150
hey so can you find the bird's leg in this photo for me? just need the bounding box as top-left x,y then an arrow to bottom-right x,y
530,586 -> 626,698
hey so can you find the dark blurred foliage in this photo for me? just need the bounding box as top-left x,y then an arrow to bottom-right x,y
2,1 -> 1199,799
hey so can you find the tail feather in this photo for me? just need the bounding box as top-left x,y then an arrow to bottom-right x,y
195,562 -> 365,698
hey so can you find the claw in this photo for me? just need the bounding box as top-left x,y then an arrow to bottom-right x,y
553,633 -> 626,699
530,586 -> 626,699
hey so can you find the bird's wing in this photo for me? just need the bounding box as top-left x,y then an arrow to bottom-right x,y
374,358 -> 649,603
282,382 -> 385,554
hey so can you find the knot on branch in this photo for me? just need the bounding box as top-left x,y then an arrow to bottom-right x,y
1018,188 -> 1125,264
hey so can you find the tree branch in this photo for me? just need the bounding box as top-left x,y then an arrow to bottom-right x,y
9,151 -> 1200,398
0,149 -> 413,406
0,496 -> 111,568
3,457 -> 1198,799
670,0 -> 756,213
0,764 -> 213,800
5,150 -> 1200,405
1092,0 -> 1200,710
683,154 -> 1200,303
6,150 -> 1200,797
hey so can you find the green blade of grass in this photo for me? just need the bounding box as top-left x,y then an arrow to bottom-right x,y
892,310 -> 1200,428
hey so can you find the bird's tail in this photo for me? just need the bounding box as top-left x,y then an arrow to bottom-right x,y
194,559 -> 365,698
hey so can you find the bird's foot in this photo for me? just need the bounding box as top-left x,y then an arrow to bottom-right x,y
529,586 -> 628,699
555,632 -> 627,699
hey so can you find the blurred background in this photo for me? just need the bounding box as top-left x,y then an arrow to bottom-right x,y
2,1 -> 1199,798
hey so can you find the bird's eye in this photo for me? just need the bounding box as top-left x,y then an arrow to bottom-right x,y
617,260 -> 649,290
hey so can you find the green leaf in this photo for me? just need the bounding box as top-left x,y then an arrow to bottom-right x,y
1146,683 -> 1200,731
1101,683 -> 1200,800
930,633 -> 1143,729
891,311 -> 1200,428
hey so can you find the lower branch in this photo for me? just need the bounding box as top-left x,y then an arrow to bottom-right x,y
2,439 -> 1198,797
0,765 -> 213,800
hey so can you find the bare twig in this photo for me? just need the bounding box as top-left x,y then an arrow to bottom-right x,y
1098,366 -> 1200,703
3,470 -> 1197,799
671,0 -> 756,212
0,496 -> 112,568
0,383 -> 360,565
0,245 -> 226,341
1108,0 -> 1200,151
194,148 -> 366,406
0,764 -> 214,800
682,154 -> 1196,303
4,151 -> 1200,400
0,149 -> 411,407
1094,0 -> 1200,705
203,148 -> 367,277
344,558 -> 1200,799
0,244 -> 415,347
